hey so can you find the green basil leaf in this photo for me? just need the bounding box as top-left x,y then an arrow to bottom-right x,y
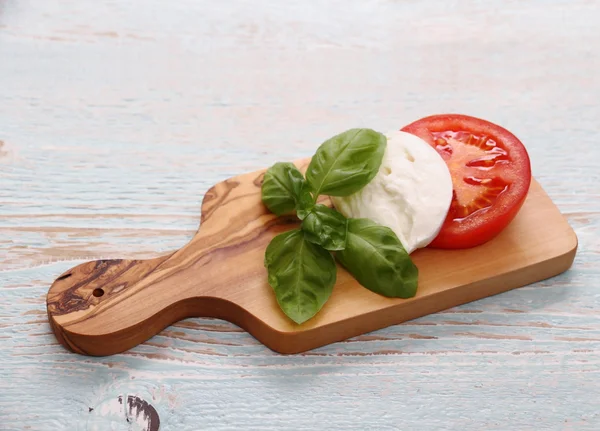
264,229 -> 336,324
306,128 -> 386,198
295,183 -> 315,221
301,204 -> 348,251
261,162 -> 305,216
337,218 -> 418,298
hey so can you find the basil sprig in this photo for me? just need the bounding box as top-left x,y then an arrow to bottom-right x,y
261,128 -> 419,324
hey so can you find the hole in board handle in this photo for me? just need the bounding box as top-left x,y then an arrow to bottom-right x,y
93,288 -> 105,298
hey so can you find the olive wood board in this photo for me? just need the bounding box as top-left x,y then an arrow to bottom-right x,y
46,158 -> 578,356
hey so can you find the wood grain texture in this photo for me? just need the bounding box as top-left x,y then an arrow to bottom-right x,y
46,160 -> 577,357
1,0 -> 599,429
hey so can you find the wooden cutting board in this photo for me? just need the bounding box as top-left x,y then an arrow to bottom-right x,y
46,158 -> 578,356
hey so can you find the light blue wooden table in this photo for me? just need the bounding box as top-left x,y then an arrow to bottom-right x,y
1,1 -> 599,429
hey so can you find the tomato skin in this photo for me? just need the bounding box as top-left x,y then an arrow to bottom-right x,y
401,114 -> 532,249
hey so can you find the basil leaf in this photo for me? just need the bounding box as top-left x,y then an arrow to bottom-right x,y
261,162 -> 305,216
264,229 -> 336,324
295,183 -> 315,221
306,128 -> 386,198
301,204 -> 348,251
337,218 -> 418,298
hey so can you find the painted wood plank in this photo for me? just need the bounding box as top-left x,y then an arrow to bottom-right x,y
1,0 -> 599,429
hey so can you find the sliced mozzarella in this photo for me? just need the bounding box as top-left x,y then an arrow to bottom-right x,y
331,130 -> 453,254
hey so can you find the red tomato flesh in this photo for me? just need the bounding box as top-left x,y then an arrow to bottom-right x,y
401,114 -> 532,249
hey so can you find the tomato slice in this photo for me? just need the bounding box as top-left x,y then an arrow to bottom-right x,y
401,114 -> 532,249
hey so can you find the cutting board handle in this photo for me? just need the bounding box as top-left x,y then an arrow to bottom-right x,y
45,250 -> 271,356
47,255 -> 173,355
